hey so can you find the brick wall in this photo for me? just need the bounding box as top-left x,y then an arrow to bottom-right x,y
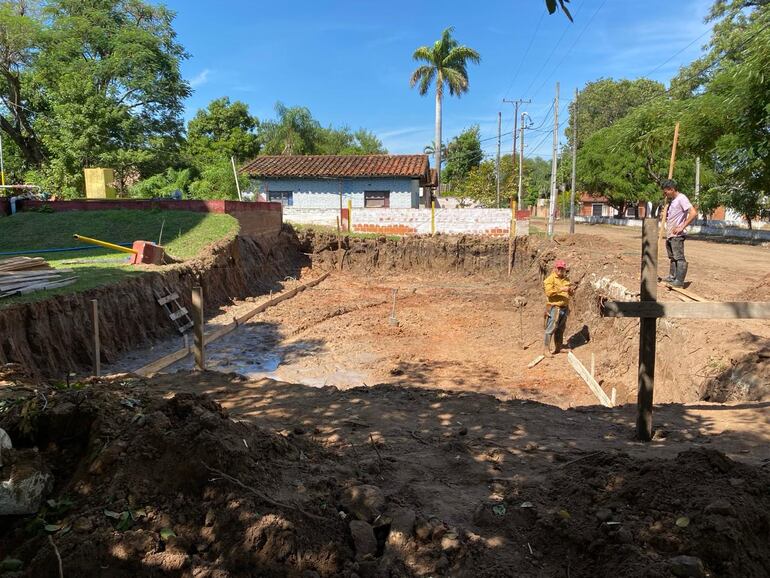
11,199 -> 283,237
285,207 -> 530,237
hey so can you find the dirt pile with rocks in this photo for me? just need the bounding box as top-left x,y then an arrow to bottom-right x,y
0,368 -> 768,577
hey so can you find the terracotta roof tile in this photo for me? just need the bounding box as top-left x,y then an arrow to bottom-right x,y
240,154 -> 430,181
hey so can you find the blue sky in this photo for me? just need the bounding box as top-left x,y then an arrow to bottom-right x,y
164,0 -> 713,158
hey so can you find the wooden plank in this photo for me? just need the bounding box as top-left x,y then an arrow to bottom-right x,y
169,307 -> 189,321
192,286 -> 205,371
91,299 -> 100,377
602,300 -> 770,319
134,273 -> 332,377
177,320 -> 194,333
157,292 -> 179,306
567,352 -> 613,408
663,283 -> 706,302
638,218 -> 659,441
527,354 -> 545,368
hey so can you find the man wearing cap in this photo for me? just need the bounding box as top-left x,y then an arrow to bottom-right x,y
661,179 -> 697,287
543,259 -> 575,355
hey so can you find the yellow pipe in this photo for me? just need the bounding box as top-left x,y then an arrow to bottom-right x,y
73,234 -> 137,254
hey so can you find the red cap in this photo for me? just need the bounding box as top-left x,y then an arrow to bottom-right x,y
554,259 -> 567,269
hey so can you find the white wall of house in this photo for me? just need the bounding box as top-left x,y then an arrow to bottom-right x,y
253,177 -> 420,209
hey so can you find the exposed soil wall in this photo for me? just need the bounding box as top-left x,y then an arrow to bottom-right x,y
0,230 -> 308,379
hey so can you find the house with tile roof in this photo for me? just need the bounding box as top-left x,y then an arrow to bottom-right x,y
240,154 -> 434,209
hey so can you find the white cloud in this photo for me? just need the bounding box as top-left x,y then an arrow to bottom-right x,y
190,69 -> 211,88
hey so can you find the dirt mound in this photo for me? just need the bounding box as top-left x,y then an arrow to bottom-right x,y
1,375 -> 769,577
470,449 -> 770,577
736,272 -> 770,301
0,378 -> 351,576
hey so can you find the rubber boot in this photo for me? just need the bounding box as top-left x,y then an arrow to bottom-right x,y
663,261 -> 676,283
671,261 -> 688,287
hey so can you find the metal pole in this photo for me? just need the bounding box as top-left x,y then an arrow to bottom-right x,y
547,82 -> 559,239
230,156 -> 243,201
192,285 -> 205,371
569,88 -> 578,234
504,98 -> 531,198
496,111 -> 501,208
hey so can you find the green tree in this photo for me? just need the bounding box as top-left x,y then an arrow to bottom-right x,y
186,97 -> 259,164
443,125 -> 482,188
410,27 -> 480,206
522,156 -> 552,208
566,78 -> 665,149
258,102 -> 322,155
0,0 -> 190,196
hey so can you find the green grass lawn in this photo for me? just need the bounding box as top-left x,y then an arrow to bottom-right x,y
0,209 -> 239,307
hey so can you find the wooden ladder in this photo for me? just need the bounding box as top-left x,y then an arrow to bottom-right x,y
156,289 -> 194,334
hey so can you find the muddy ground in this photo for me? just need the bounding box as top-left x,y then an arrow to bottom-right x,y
1,225 -> 769,576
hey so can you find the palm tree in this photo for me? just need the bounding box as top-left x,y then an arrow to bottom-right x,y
410,27 -> 480,206
423,141 -> 447,159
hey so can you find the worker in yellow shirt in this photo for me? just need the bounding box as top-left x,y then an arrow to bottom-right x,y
543,259 -> 575,355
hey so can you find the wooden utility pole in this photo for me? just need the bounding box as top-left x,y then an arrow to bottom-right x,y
518,117 -> 525,209
547,83 -> 559,238
695,156 -> 701,218
496,111 -> 502,208
192,285 -> 205,370
91,299 -> 100,377
569,88 -> 578,234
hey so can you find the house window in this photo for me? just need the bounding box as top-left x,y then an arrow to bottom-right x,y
592,203 -> 603,217
364,191 -> 390,208
268,191 -> 293,206
625,205 -> 637,218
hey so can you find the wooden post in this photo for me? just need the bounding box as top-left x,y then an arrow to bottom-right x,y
659,122 -> 680,243
431,200 -> 436,235
637,219 -> 659,441
192,285 -> 205,371
91,299 -> 100,377
508,200 -> 516,277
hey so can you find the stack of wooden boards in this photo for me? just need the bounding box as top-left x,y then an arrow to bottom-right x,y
0,257 -> 77,299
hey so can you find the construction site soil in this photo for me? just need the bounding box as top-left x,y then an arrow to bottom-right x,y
1,227 -> 769,577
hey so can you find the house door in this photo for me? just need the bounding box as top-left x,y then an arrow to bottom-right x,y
592,203 -> 603,217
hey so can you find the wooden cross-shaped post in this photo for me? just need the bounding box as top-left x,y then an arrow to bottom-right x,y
601,218 -> 770,441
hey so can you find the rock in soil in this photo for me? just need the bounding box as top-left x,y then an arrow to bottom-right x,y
340,484 -> 385,522
669,555 -> 706,577
349,520 -> 378,560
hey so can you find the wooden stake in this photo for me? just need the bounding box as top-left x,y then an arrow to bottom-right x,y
91,299 -> 100,377
192,285 -> 205,371
590,352 -> 595,378
567,352 -> 613,408
659,122 -> 680,242
668,122 -> 680,180
638,219 -> 659,441
508,200 -> 516,277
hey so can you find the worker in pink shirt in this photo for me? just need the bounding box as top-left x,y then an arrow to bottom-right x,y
661,179 -> 698,287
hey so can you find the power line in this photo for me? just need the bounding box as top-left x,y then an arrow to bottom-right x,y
522,0 -> 586,98
502,11 -> 546,100
644,26 -> 713,78
530,0 -> 608,101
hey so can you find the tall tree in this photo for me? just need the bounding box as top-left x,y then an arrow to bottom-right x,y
565,78 -> 665,149
410,27 -> 480,206
443,125 -> 482,188
186,96 -> 259,164
0,0 -> 190,195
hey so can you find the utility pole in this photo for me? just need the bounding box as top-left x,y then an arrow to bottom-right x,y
547,82 -> 559,239
569,88 -> 578,234
518,112 -> 528,210
503,98 -> 531,190
496,111 -> 501,208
